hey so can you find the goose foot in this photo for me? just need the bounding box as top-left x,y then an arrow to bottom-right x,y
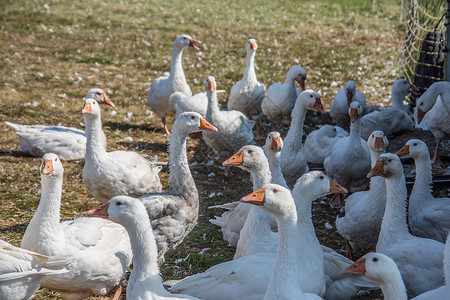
254,120 -> 265,140
271,122 -> 277,132
112,281 -> 123,300
329,193 -> 345,208
161,116 -> 171,136
344,239 -> 355,261
431,138 -> 444,167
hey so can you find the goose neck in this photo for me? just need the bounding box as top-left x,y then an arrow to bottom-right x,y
348,118 -> 362,145
410,155 -> 433,201
391,89 -> 406,110
205,91 -> 220,122
34,176 -> 63,227
284,102 -> 306,151
377,272 -> 408,300
169,46 -> 187,86
267,150 -> 287,187
250,161 -> 272,190
84,115 -> 106,161
243,50 -> 257,83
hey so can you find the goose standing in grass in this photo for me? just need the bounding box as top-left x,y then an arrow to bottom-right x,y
342,252 -> 407,300
147,34 -> 201,135
368,153 -> 445,297
82,98 -> 163,203
202,76 -> 254,173
330,80 -> 366,128
396,139 -> 450,242
264,131 -> 288,189
280,90 -> 325,188
261,65 -> 307,130
416,81 -> 450,165
227,38 -> 265,139
21,153 -> 133,300
323,101 -> 370,207
336,131 -> 388,258
0,240 -> 71,300
360,78 -> 414,139
5,88 -> 114,161
139,112 -> 217,264
304,125 -> 348,165
87,196 -> 200,300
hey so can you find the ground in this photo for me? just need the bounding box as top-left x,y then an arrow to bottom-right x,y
0,0 -> 448,299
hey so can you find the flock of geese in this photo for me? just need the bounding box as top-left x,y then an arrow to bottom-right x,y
2,34 -> 450,300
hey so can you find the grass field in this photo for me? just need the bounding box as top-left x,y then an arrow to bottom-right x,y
1,0 -> 405,298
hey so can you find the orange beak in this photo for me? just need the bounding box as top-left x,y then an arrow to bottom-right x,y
86,203 -> 109,218
82,103 -> 92,114
209,81 -> 215,92
346,91 -> 353,106
349,108 -> 358,123
297,77 -> 306,91
374,137 -> 385,152
240,188 -> 265,206
313,97 -> 326,113
367,160 -> 384,178
417,108 -> 425,124
395,144 -> 410,156
102,92 -> 115,108
250,42 -> 257,50
199,118 -> 217,131
189,38 -> 201,50
223,151 -> 243,167
271,137 -> 282,151
41,159 -> 54,175
329,179 -> 348,194
342,257 -> 366,275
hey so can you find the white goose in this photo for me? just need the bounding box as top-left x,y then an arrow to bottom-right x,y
342,252 -> 407,300
304,125 -> 349,165
336,131 -> 388,257
20,153 -> 133,300
416,81 -> 450,165
368,153 -> 445,297
147,34 -> 201,135
396,139 -> 450,242
87,196 -> 200,300
171,91 -> 207,118
329,80 -> 366,128
360,79 -> 414,140
139,112 -> 218,264
5,88 -> 114,161
280,90 -> 325,188
227,38 -> 266,138
323,101 -> 371,207
261,65 -> 306,130
202,76 -> 254,167
82,98 -> 163,203
0,239 -> 70,300
264,132 -> 288,189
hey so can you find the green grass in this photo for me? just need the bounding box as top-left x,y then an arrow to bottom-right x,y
0,0 -> 406,298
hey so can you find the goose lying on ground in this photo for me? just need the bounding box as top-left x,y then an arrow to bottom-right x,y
21,153 -> 133,300
261,65 -> 306,130
139,112 -> 217,264
368,153 -> 445,297
396,139 -> 450,242
330,80 -> 366,128
280,90 -> 325,188
87,196 -> 200,300
304,125 -> 348,165
323,101 -> 371,207
5,88 -> 114,161
336,131 -> 388,258
360,79 -> 414,140
416,81 -> 450,165
147,34 -> 201,135
0,239 -> 71,300
82,98 -> 163,203
227,38 -> 266,139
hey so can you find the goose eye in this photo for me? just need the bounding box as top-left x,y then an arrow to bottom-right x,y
191,115 -> 196,119
248,150 -> 253,154
319,175 -> 324,180
55,158 -> 57,161
310,94 -> 313,98
413,143 -> 417,146
116,201 -> 122,206
372,257 -> 378,262
388,159 -> 392,162
273,189 -> 278,193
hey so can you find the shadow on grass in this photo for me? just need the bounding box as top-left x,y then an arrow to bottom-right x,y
0,223 -> 28,235
117,141 -> 168,153
0,150 -> 34,158
103,121 -> 160,133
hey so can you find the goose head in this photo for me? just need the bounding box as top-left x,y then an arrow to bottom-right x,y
222,145 -> 266,172
173,112 -> 217,134
287,65 -> 307,90
342,252 -> 402,285
396,139 -> 429,160
348,101 -> 363,123
416,91 -> 435,124
175,34 -> 201,50
205,76 -> 216,94
240,184 -> 295,219
265,132 -> 283,152
367,131 -> 388,152
367,153 -> 402,179
345,81 -> 357,105
292,171 -> 347,202
392,78 -> 411,98
297,90 -> 326,113
246,38 -> 257,52
82,98 -> 101,119
85,88 -> 115,108
40,153 -> 64,179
